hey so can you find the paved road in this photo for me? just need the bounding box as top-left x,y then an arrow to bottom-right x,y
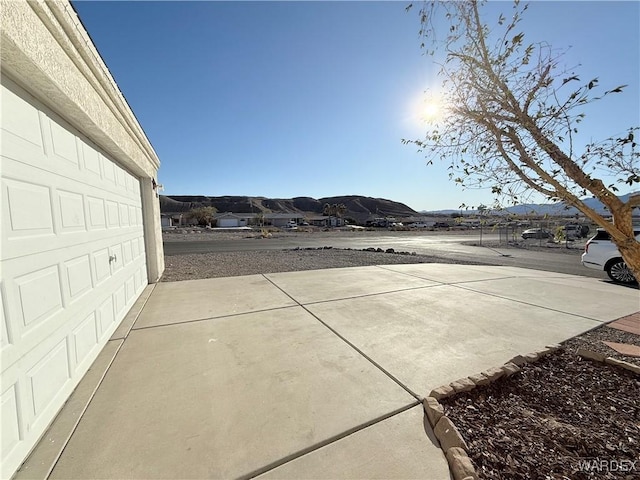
163,231 -> 608,280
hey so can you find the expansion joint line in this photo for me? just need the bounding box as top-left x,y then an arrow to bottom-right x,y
261,275 -> 421,401
451,283 -> 607,324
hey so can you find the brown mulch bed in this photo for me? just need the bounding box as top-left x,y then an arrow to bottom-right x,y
440,325 -> 640,479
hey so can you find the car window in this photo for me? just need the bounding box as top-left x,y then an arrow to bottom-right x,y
592,229 -> 640,241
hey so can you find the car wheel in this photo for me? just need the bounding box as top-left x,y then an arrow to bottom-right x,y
605,258 -> 637,285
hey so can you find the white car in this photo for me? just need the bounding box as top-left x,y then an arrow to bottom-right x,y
521,228 -> 552,239
581,228 -> 639,284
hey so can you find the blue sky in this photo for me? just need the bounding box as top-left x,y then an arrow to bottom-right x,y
73,1 -> 639,211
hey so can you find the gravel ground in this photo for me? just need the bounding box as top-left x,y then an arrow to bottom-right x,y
162,227 -> 479,242
463,240 -> 587,254
161,248 -> 491,282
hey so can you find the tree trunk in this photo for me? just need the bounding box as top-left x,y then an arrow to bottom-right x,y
606,205 -> 640,283
616,237 -> 640,283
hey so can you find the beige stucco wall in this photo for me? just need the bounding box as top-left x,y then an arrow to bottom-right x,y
1,0 -> 165,281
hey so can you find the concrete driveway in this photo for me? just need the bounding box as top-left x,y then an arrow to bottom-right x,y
17,265 -> 639,480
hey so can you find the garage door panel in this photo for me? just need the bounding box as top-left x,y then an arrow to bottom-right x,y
109,244 -> 124,274
2,266 -> 146,370
1,384 -> 21,457
2,229 -> 144,291
3,332 -> 104,455
92,248 -> 112,285
0,85 -> 45,158
97,297 -> 115,340
125,277 -> 135,304
1,151 -> 141,203
71,313 -> 98,373
1,286 -> 9,349
122,240 -> 133,266
64,255 -> 93,302
128,204 -> 138,227
115,165 -> 127,189
58,189 -> 86,232
119,202 -> 130,227
2,91 -> 137,206
114,285 -> 126,318
3,177 -> 55,237
125,173 -> 134,192
86,196 -> 106,230
1,250 -> 146,370
47,120 -> 79,169
135,266 -> 146,292
80,140 -> 102,178
105,200 -> 120,228
2,158 -> 144,261
27,340 -> 71,419
15,265 -> 64,330
2,140 -> 133,201
102,156 -> 116,184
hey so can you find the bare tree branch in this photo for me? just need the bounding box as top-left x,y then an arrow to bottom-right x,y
406,0 -> 640,279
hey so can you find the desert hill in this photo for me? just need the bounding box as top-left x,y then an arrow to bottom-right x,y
159,195 -> 418,223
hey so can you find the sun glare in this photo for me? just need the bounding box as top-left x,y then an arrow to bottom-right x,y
421,101 -> 441,122
405,89 -> 446,132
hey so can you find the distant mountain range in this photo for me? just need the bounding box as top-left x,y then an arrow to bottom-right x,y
422,193 -> 638,216
161,192 -> 637,222
160,195 -> 419,223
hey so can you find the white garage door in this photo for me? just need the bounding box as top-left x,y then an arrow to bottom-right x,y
1,78 -> 148,475
218,218 -> 240,228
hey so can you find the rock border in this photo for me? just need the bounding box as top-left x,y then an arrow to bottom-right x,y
291,246 -> 419,256
423,344 -> 640,480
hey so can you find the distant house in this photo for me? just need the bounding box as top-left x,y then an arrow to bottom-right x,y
214,212 -> 251,228
161,213 -> 185,228
263,213 -> 306,227
307,215 -> 344,227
